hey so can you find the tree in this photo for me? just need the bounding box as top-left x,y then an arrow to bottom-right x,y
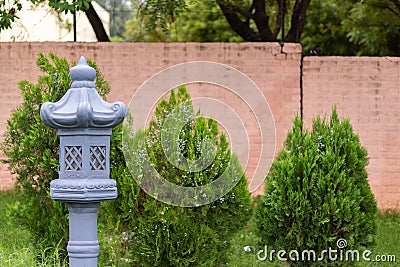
216,0 -> 311,42
171,1 -> 243,42
0,0 -> 110,41
132,0 -> 399,55
124,1 -> 242,42
137,0 -> 312,42
85,1 -> 110,41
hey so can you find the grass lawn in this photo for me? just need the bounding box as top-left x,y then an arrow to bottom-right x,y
1,190 -> 399,266
0,191 -> 67,266
226,209 -> 400,266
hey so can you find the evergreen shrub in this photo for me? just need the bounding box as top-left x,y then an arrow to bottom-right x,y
255,108 -> 377,266
110,87 -> 253,266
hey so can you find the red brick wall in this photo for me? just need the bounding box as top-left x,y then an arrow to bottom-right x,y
303,57 -> 400,210
1,43 -> 399,210
0,42 -> 301,194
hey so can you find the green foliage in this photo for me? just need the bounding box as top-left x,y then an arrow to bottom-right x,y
301,0 -> 359,56
124,1 -> 243,42
136,0 -> 188,33
255,108 -> 378,266
47,0 -> 91,14
0,0 -> 22,31
170,1 -> 243,42
343,0 -> 400,56
127,0 -> 310,42
1,52 -> 111,254
123,1 -> 168,42
302,0 -> 400,56
2,0 -> 399,56
109,87 -> 253,266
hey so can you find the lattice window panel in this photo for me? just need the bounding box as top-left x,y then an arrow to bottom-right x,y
65,146 -> 82,171
90,146 -> 106,170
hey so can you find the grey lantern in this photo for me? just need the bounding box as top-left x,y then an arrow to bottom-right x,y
40,56 -> 127,266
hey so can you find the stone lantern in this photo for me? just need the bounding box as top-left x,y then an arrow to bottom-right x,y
40,56 -> 127,266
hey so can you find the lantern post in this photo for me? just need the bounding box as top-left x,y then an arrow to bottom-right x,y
40,56 -> 127,266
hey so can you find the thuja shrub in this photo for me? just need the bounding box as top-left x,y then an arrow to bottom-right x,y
1,53 -> 111,252
111,87 -> 253,266
255,108 -> 377,266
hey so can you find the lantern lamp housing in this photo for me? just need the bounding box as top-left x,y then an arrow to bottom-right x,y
40,56 -> 127,202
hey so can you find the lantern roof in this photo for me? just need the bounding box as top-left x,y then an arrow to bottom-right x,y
40,56 -> 127,129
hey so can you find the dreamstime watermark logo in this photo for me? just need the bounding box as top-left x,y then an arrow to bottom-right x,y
122,61 -> 276,207
256,238 -> 397,263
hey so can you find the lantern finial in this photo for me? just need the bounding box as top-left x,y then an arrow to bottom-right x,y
70,56 -> 96,88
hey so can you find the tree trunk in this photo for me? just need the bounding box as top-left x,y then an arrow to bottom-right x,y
217,0 -> 311,43
216,1 -> 263,41
253,0 -> 275,41
84,2 -> 110,42
285,0 -> 311,42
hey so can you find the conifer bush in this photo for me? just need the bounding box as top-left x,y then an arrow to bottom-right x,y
110,87 -> 253,266
1,53 -> 111,253
255,108 -> 377,266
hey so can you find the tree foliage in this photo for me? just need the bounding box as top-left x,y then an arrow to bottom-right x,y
129,0 -> 399,55
0,0 -> 22,31
136,0 -> 311,42
301,0 -> 358,56
344,0 -> 400,56
3,0 -> 399,55
302,0 -> 400,56
124,1 -> 242,42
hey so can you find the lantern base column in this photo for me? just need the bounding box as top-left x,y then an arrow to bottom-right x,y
67,202 -> 100,267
